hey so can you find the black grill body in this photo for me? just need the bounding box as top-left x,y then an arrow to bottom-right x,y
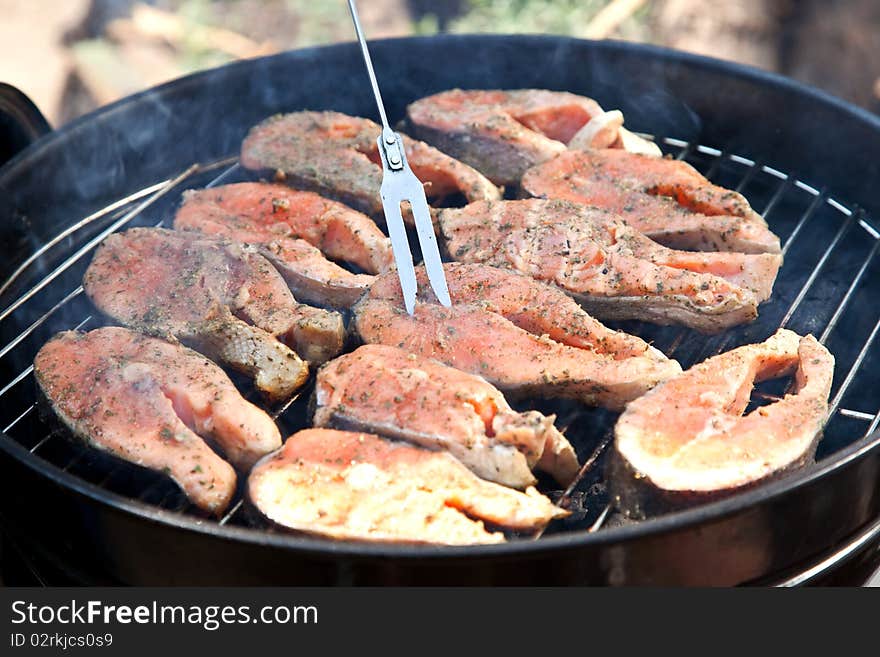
1,36 -> 880,585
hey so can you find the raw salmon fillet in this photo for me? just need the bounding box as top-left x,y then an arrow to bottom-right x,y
34,327 -> 283,514
440,199 -> 781,332
314,344 -> 579,488
175,183 -> 393,308
367,261 -> 661,359
240,111 -> 500,221
353,296 -> 681,411
406,89 -> 660,185
612,329 -> 833,515
248,428 -> 568,544
522,149 -> 781,254
84,228 -> 345,400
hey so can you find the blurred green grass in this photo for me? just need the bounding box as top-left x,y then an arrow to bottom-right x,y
416,0 -> 649,41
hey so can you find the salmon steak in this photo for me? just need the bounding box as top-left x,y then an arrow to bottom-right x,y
175,183 -> 393,308
440,199 -> 782,332
611,329 -> 834,517
248,428 -> 568,544
34,327 -> 283,514
314,344 -> 580,489
84,227 -> 345,400
522,149 -> 782,254
367,261 -> 663,359
354,297 -> 681,411
405,89 -> 660,186
240,111 -> 500,221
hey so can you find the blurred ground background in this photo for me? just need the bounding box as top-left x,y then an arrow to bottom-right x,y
1,0 -> 878,126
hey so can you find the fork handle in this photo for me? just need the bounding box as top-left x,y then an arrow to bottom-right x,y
347,0 -> 392,132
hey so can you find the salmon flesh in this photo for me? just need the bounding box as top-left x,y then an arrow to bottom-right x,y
612,329 -> 834,516
440,199 -> 782,332
354,267 -> 681,410
314,344 -> 580,488
175,183 -> 393,308
522,149 -> 781,254
84,227 -> 345,400
248,428 -> 568,544
240,111 -> 501,221
406,88 -> 660,186
367,261 -> 663,359
34,327 -> 283,514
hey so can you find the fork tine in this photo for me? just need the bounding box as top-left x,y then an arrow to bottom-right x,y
349,4 -> 452,312
380,192 -> 418,314
408,191 -> 451,307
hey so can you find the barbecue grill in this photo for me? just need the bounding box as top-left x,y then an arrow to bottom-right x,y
1,36 -> 880,586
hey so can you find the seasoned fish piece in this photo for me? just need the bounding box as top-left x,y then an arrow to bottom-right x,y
522,149 -> 781,254
248,428 -> 568,544
240,111 -> 500,221
368,261 -> 659,359
314,344 -> 579,488
35,328 -> 284,514
612,329 -> 834,517
406,89 -> 659,185
84,227 -> 345,400
440,200 -> 781,332
353,298 -> 681,411
175,183 -> 393,307
567,109 -> 659,156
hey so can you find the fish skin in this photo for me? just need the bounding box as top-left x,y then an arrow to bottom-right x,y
240,111 -> 500,221
34,327 -> 283,514
613,329 -> 834,497
314,344 -> 580,488
406,89 -> 659,186
248,428 -> 568,544
175,183 -> 393,308
184,313 -> 310,401
440,199 -> 780,332
522,149 -> 781,254
353,297 -> 681,411
83,227 -> 347,400
367,261 -> 660,359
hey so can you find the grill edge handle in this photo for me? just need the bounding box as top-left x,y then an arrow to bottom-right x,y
0,83 -> 51,168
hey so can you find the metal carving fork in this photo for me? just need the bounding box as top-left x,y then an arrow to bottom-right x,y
347,0 -> 451,314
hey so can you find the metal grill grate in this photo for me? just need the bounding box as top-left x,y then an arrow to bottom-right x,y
2,138 -> 879,538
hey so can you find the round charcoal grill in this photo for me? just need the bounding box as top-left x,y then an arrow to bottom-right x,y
1,36 -> 880,586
